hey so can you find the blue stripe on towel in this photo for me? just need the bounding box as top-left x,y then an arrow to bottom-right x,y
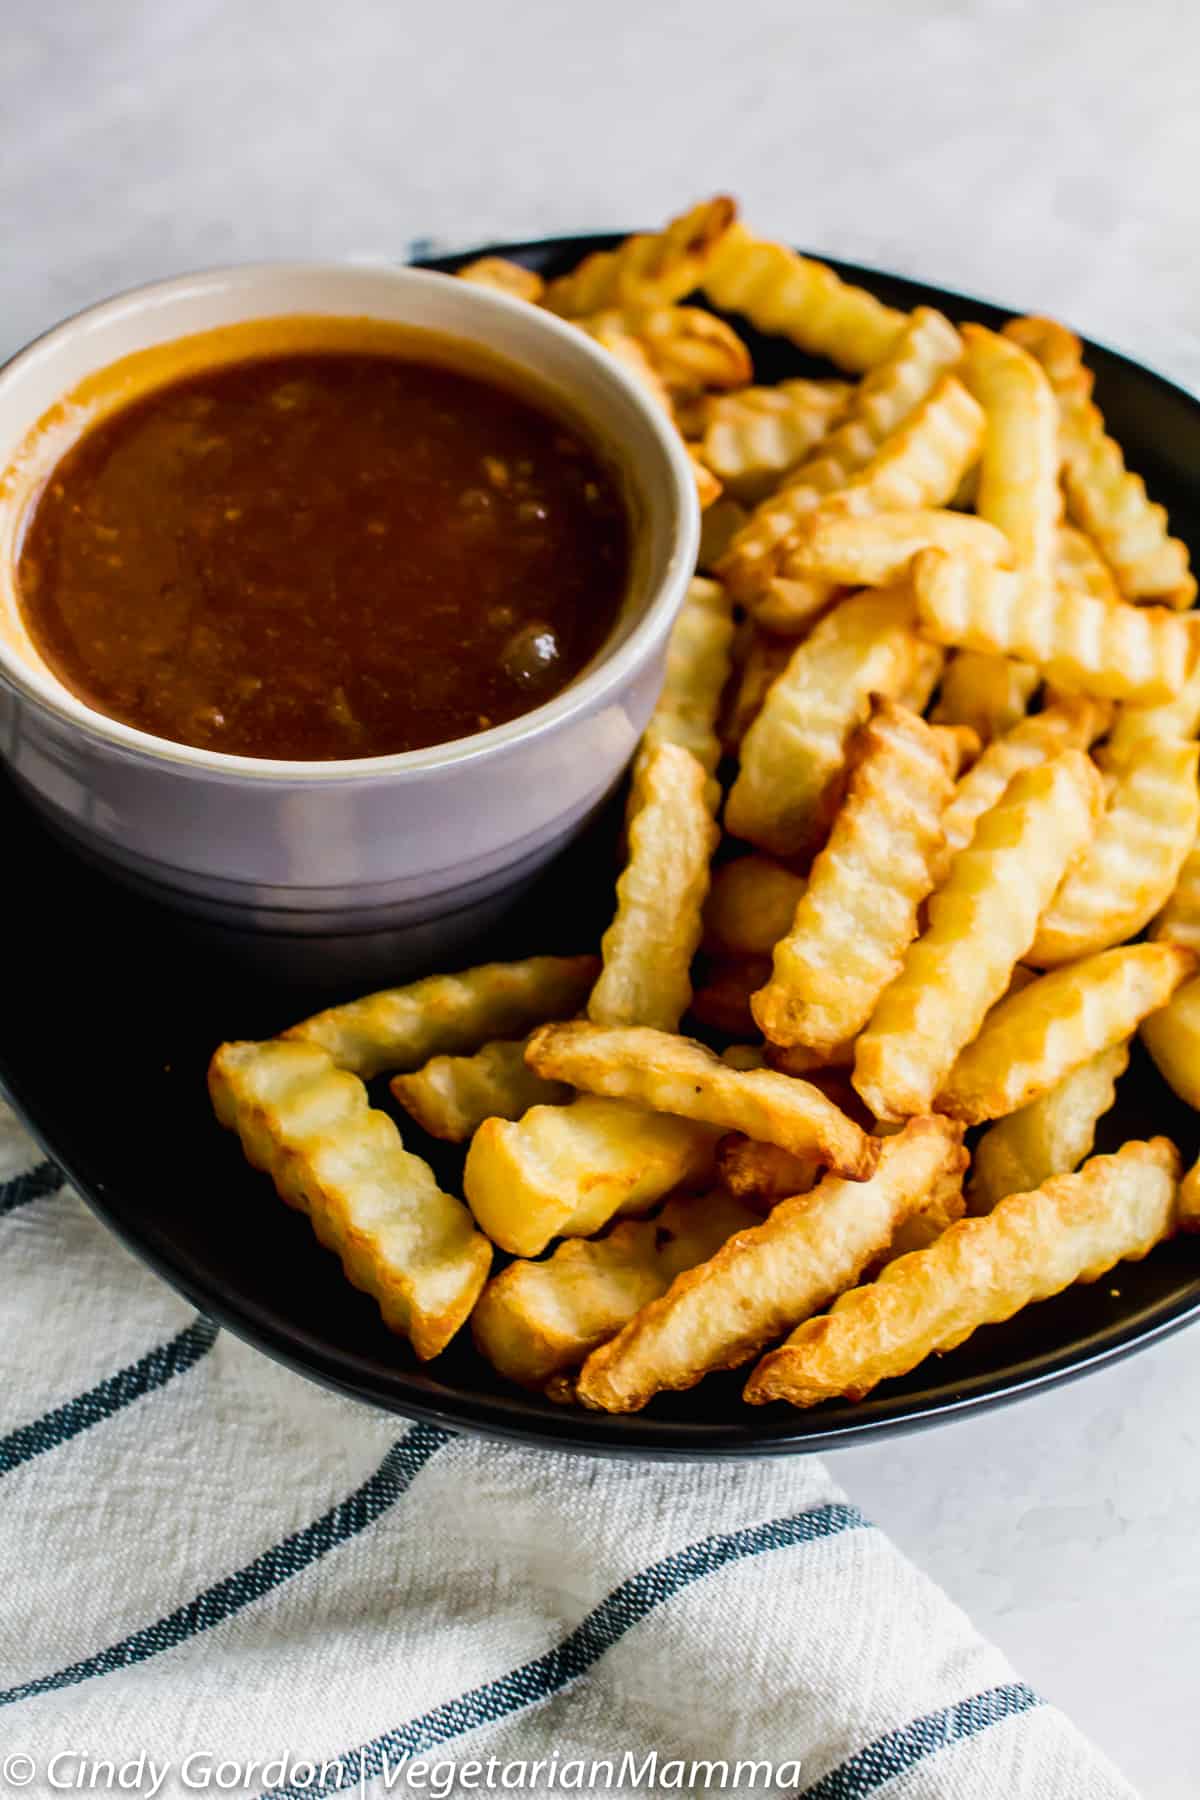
0,1315 -> 219,1478
258,1501 -> 869,1800
0,1161 -> 63,1218
0,1421 -> 449,1707
799,1681 -> 1043,1797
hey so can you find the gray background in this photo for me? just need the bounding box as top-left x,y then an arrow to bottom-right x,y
4,2 -> 1199,1793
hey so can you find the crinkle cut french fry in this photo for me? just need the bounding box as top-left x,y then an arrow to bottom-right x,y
1056,524 -> 1121,602
455,257 -> 545,304
745,1139 -> 1180,1407
1004,315 -> 1197,609
913,548 -> 1197,705
699,380 -> 851,499
703,855 -> 807,956
738,374 -> 985,626
689,955 -> 771,1037
606,305 -> 752,394
940,696 -> 1109,856
753,700 -> 957,1054
470,1188 -> 760,1387
634,578 -> 735,813
717,308 -> 965,603
591,742 -> 718,1032
1027,738 -> 1200,965
1140,972 -> 1200,1111
527,1021 -> 879,1177
701,222 -> 907,373
542,195 -> 738,316
960,323 -> 1059,579
852,751 -> 1104,1121
463,1094 -> 717,1258
209,1041 -> 491,1359
967,1041 -> 1130,1215
779,506 -> 1010,589
724,587 -> 922,859
931,650 -> 1040,743
390,1037 -> 570,1143
575,1117 -> 964,1413
1107,653 -> 1200,763
284,955 -> 601,1081
1152,833 -> 1200,952
717,349 -> 976,605
937,943 -> 1195,1125
715,1134 -> 822,1207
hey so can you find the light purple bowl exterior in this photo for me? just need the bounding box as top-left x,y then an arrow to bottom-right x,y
0,265 -> 699,977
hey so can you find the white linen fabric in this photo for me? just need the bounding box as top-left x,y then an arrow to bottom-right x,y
0,1100 -> 1138,1800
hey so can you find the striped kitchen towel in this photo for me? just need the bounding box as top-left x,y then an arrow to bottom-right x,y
0,1097 -> 1137,1800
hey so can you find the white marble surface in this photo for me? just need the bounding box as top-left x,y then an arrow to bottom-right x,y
4,2 -> 1199,1792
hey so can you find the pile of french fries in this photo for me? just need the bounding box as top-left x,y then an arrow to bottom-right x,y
209,198 -> 1200,1414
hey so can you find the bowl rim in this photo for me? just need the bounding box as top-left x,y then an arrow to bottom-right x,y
0,261 -> 700,784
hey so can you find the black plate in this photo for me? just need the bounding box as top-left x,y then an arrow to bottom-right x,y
4,236 -> 1199,1459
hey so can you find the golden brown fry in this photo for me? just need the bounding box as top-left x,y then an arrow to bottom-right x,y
576,1118 -> 964,1412
1140,972 -> 1200,1110
699,379 -> 851,499
767,1039 -> 857,1077
967,1042 -> 1129,1214
284,955 -> 600,1081
1106,653 -> 1200,763
852,751 -> 1104,1120
701,223 -> 907,372
634,577 -> 734,814
930,650 -> 1040,743
779,506 -> 1009,589
745,1139 -> 1180,1406
527,1021 -> 878,1176
689,955 -> 771,1037
703,855 -> 807,956
913,548 -> 1197,704
390,1036 -> 569,1143
715,1134 -> 821,1207
940,696 -> 1110,856
463,1095 -> 717,1258
1028,738 -> 1200,964
960,323 -> 1059,578
455,256 -> 545,304
209,1040 -> 491,1359
470,1188 -> 759,1387
736,374 -> 986,623
1005,315 -> 1196,608
725,587 -> 923,858
1056,524 -> 1120,602
1152,833 -> 1200,952
937,943 -> 1195,1124
591,743 -> 717,1032
753,700 -> 958,1053
543,196 -> 738,316
613,305 -> 753,394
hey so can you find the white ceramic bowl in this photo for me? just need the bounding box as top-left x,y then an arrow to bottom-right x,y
0,264 -> 699,977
